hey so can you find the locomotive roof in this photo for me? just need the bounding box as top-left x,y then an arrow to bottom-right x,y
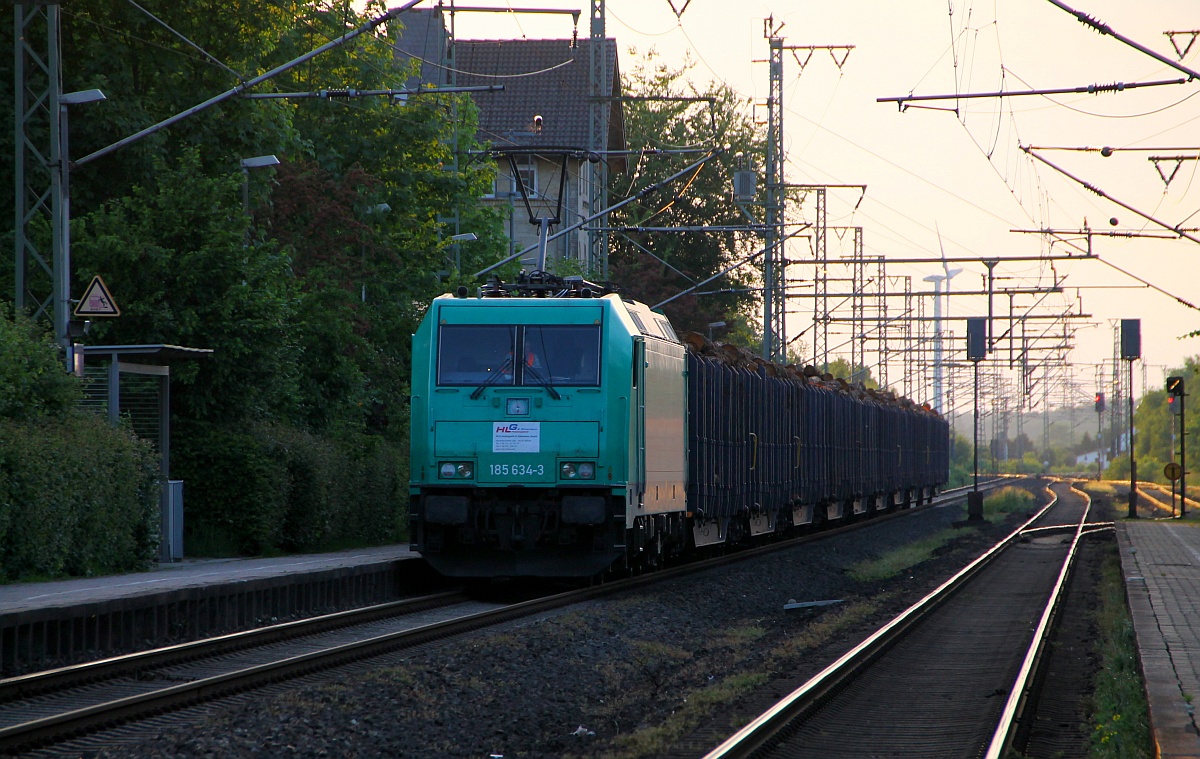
434,275 -> 682,344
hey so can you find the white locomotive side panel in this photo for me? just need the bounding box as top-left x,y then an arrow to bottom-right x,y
641,338 -> 687,514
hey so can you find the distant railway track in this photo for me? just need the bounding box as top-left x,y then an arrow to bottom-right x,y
1135,480 -> 1198,515
0,479 -> 1007,755
700,480 -> 1109,759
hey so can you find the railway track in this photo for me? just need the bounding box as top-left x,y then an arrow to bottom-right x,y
0,480 -> 1007,755
701,480 -> 1108,759
1135,480 -> 1198,516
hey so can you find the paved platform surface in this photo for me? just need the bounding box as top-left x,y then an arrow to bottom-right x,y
1119,518 -> 1200,758
0,545 -> 417,616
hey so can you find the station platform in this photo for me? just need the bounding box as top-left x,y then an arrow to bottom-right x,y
0,545 -> 431,676
1118,516 -> 1200,758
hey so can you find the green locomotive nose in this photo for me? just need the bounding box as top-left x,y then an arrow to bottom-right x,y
408,292 -> 652,578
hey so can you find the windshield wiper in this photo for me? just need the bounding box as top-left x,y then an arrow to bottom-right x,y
523,362 -> 561,400
470,357 -> 513,400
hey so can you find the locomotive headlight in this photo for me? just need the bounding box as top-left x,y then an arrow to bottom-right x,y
559,462 -> 595,480
438,461 -> 474,479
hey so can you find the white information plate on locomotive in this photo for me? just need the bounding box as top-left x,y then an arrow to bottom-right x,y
493,421 -> 541,453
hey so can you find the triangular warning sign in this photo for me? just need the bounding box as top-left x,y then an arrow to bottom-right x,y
74,275 -> 120,317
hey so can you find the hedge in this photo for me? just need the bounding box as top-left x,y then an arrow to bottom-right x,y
0,414 -> 160,581
172,421 -> 405,556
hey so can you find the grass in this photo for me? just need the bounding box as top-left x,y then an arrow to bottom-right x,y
982,485 -> 1036,522
606,672 -> 769,757
590,597 -> 889,759
847,529 -> 968,582
720,626 -> 767,645
845,489 -> 1034,584
768,595 -> 889,659
1089,547 -> 1151,758
1085,481 -> 1119,496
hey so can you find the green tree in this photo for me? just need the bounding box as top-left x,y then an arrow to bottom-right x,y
608,53 -> 766,336
821,357 -> 878,388
1,1 -> 507,557
256,5 -> 506,436
1125,357 -> 1200,483
0,305 -> 80,420
73,149 -> 300,423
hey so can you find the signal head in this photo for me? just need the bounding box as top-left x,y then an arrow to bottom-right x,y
1167,376 -> 1185,397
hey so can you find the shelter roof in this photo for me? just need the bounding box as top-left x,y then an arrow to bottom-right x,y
80,345 -> 213,364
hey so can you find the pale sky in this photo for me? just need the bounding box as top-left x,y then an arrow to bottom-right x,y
385,1 -> 1200,408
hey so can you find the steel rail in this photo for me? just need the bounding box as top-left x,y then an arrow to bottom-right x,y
701,481 -> 1061,759
0,482 -> 1003,753
0,590 -> 465,702
0,588 -> 583,752
1139,481 -> 1199,513
984,482 -> 1093,757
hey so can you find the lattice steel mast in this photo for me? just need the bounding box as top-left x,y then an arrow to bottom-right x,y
13,4 -> 64,346
588,0 -> 609,277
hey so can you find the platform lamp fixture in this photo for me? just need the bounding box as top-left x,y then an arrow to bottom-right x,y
708,321 -> 726,341
1167,375 -> 1186,516
240,154 -> 280,245
1121,319 -> 1141,519
966,317 -> 987,521
448,232 -> 478,272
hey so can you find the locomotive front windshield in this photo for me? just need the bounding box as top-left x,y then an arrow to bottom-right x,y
438,324 -> 601,387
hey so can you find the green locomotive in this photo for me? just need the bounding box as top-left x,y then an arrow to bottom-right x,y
410,275 -> 949,579
409,276 -> 689,577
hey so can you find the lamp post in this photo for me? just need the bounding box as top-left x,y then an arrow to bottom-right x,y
240,154 -> 280,245
54,89 -> 106,368
707,321 -> 726,341
448,232 -> 477,272
361,203 -> 392,301
922,267 -> 960,412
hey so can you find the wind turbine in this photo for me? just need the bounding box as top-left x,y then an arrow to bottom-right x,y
922,226 -> 961,413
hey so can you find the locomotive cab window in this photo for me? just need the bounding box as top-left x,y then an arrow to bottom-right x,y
437,325 -> 516,386
522,325 -> 601,386
437,324 -> 600,387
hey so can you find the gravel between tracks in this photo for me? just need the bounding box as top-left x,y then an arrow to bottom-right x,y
82,484 -> 1055,759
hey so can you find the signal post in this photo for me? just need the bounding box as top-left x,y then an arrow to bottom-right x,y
1122,320 -> 1140,519
1167,375 -> 1186,517
966,317 -> 986,521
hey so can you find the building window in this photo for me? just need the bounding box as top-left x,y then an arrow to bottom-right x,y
512,155 -> 537,196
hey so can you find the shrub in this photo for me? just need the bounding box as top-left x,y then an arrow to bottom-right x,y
172,421 -> 289,556
0,305 -> 80,420
0,305 -> 159,581
260,424 -> 337,553
173,421 -> 404,556
332,432 -> 406,546
0,414 -> 159,580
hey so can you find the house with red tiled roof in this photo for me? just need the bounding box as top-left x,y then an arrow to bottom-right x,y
393,10 -> 625,269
